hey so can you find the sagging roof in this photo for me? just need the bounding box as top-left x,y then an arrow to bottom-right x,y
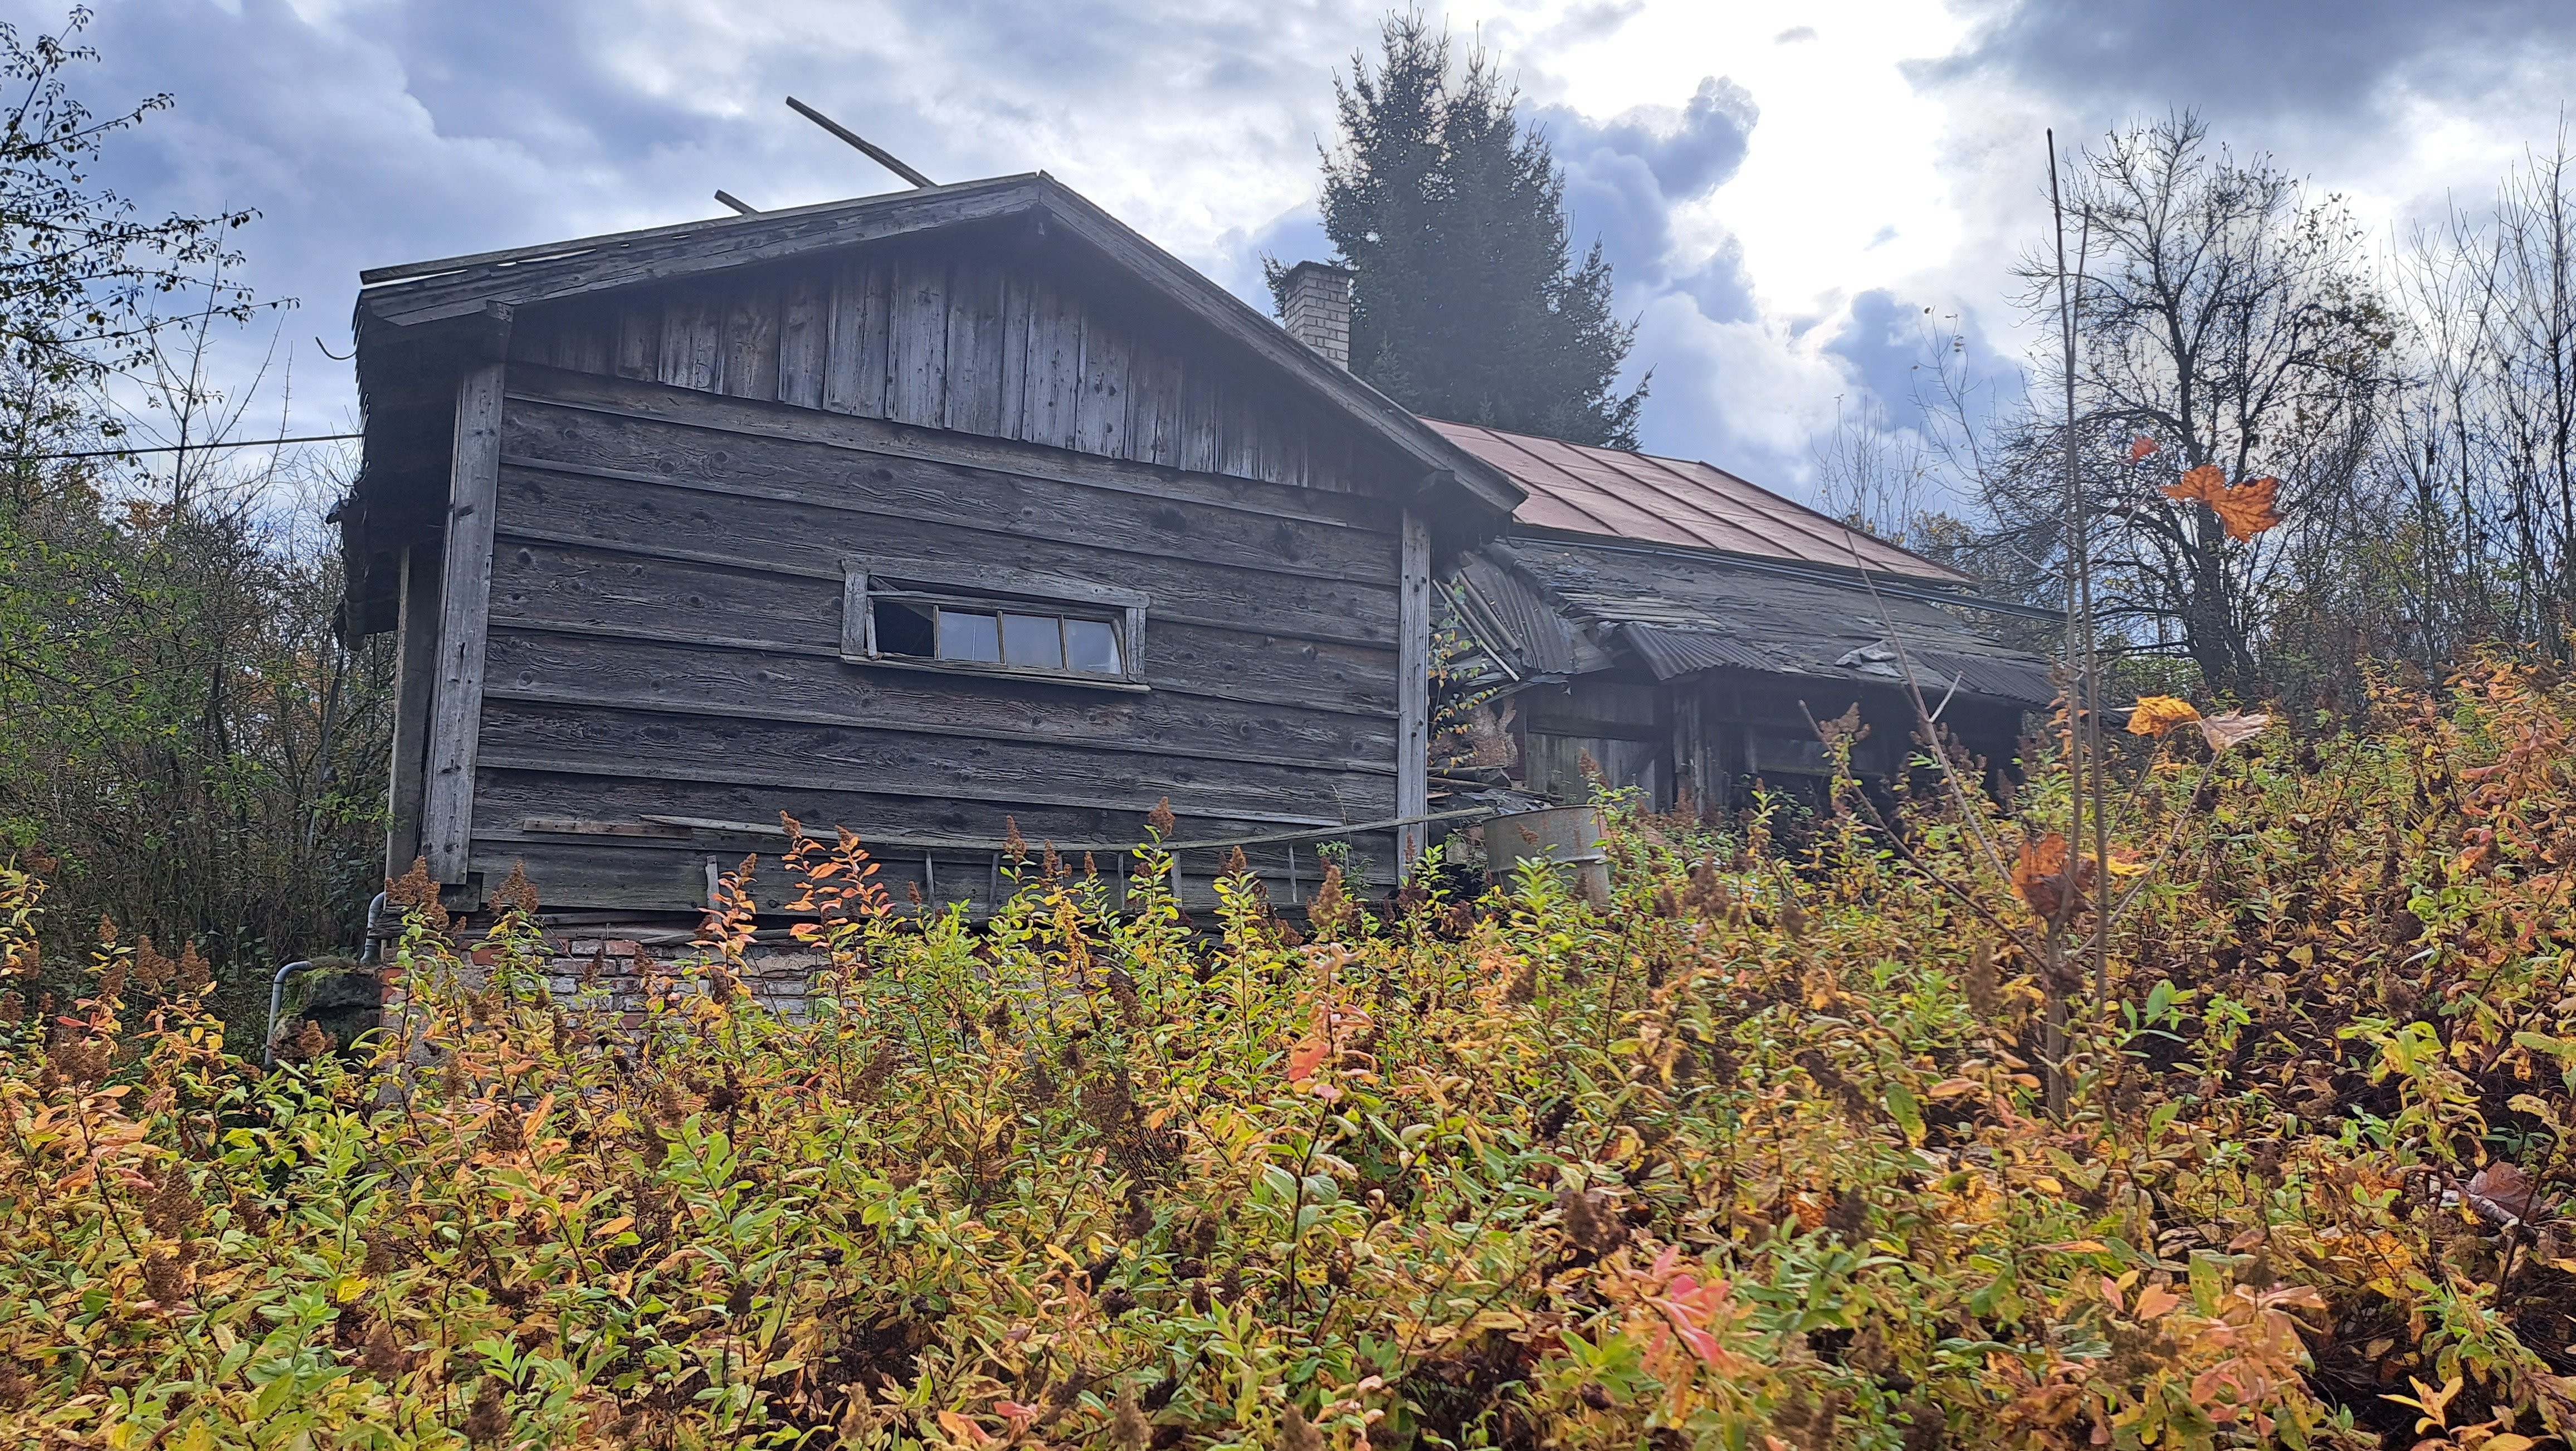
1423,418 -> 1966,584
355,173 -> 1522,518
1465,534 -> 2055,710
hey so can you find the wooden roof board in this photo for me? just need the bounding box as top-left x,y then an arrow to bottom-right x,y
354,174 -> 1523,517
1422,418 -> 1966,583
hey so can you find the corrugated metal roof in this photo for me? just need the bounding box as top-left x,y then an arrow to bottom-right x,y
1622,625 -> 1783,679
1479,535 -> 2054,710
1423,418 -> 1968,585
1450,553 -> 1594,676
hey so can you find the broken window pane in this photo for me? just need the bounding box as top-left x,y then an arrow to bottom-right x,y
1064,616 -> 1121,674
873,598 -> 935,658
937,609 -> 1001,663
1001,612 -> 1064,670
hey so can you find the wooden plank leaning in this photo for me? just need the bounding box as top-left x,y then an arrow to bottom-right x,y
422,358 -> 508,883
1397,509 -> 1432,868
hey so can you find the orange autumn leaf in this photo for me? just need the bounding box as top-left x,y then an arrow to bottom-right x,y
2162,464 -> 2285,542
1286,1037 -> 1329,1083
2012,832 -> 2094,921
2127,695 -> 2202,737
2129,435 -> 2160,463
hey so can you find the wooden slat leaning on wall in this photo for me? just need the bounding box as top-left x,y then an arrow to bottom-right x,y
421,359 -> 508,883
1397,508 -> 1431,865
385,539 -> 443,878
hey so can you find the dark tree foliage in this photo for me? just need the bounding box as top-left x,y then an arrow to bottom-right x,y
1279,13 -> 1646,449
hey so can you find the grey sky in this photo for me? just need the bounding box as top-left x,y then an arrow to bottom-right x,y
26,0 -> 2576,498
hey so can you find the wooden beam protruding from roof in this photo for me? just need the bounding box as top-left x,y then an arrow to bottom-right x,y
786,96 -> 935,188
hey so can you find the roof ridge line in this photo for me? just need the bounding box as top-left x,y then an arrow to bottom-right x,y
360,173 -> 1049,287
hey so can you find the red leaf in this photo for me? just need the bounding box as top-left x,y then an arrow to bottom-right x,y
2129,435 -> 2160,463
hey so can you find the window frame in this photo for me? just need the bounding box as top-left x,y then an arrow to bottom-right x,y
841,557 -> 1149,691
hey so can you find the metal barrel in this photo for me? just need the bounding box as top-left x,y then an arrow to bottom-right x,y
1484,806 -> 1613,907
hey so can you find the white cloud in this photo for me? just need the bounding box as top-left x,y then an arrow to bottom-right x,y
16,0 -> 2576,506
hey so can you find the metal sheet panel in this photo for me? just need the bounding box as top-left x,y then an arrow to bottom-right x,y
1426,417 -> 1967,583
1623,624 -> 1782,680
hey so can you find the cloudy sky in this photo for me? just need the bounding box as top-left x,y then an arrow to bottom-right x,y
29,0 -> 2576,498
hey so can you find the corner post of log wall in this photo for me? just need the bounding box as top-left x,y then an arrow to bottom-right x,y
385,537 -> 443,879
421,357 -> 508,883
1397,508 -> 1432,866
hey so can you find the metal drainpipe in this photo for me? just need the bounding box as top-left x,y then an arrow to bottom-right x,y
264,960 -> 317,1068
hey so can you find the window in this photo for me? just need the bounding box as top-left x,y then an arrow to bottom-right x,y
843,559 -> 1146,688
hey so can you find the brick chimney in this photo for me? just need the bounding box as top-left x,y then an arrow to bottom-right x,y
1280,260 -> 1354,370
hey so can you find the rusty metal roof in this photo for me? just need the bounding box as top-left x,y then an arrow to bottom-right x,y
1421,418 -> 1967,584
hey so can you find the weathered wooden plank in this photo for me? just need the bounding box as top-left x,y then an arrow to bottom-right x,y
1128,336 -> 1174,467
941,259 -> 1007,437
1215,370 -> 1258,481
1177,358 -> 1219,475
777,270 -> 827,410
497,399 -> 1399,585
1074,300 -> 1130,457
487,483 -> 1401,647
488,610 -> 1398,719
853,256 -> 894,418
657,288 -> 724,392
821,258 -> 876,415
364,179 -> 1038,322
1023,272 -> 1081,450
887,250 -> 948,426
510,363 -> 1398,533
467,827 -> 1392,917
473,699 -> 1399,824
997,268 -> 1031,444
422,359 -> 508,883
514,304 -> 612,375
474,767 -> 1398,870
480,628 -> 1398,770
386,539 -> 443,878
721,281 -> 780,402
1397,509 -> 1431,865
613,301 -> 657,380
1524,680 -> 1666,736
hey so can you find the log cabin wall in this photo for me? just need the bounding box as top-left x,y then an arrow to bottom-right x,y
425,235 -> 1421,919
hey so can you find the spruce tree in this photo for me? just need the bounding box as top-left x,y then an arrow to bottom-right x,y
1275,14 -> 1646,449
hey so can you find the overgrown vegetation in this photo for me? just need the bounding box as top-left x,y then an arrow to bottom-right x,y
16,659 -> 2576,1447
0,10 -> 389,1032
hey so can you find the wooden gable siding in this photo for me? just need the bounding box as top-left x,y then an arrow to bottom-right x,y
504,241 -> 1380,495
461,364 -> 1403,913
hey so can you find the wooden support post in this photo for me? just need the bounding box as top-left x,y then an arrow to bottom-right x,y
421,359 -> 506,883
1397,509 -> 1432,868
386,539 -> 443,879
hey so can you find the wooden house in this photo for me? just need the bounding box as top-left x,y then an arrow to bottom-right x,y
334,176 -> 1525,929
1414,421 -> 2054,814
334,173 -> 2050,936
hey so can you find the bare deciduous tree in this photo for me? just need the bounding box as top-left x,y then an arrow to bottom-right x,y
1975,115 -> 2398,695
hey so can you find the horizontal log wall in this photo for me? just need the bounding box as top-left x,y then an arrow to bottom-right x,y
467,367 -> 1405,912
505,238 -> 1387,494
